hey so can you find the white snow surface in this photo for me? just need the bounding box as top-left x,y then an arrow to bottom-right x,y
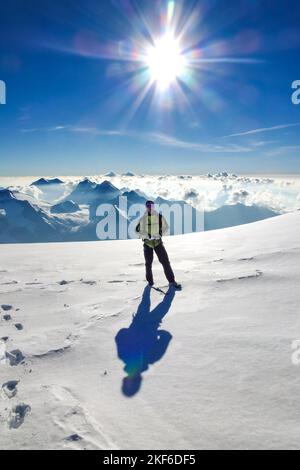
0,212 -> 300,450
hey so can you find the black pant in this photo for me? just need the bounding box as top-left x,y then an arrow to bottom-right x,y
143,242 -> 175,285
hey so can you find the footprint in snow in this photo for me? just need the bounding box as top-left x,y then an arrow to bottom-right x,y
6,349 -> 25,366
237,270 -> 262,280
2,380 -> 19,399
3,314 -> 12,321
65,434 -> 82,442
14,323 -> 23,331
58,280 -> 73,286
1,305 -> 13,311
8,403 -> 31,429
81,280 -> 97,285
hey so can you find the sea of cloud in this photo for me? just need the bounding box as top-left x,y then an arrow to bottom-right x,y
1,173 -> 300,214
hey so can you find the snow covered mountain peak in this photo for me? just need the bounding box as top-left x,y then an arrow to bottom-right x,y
96,180 -> 120,193
0,189 -> 16,202
31,178 -> 64,186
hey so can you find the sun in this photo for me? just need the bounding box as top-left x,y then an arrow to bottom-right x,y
145,33 -> 186,91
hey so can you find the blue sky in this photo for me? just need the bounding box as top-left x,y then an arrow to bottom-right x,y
0,0 -> 300,175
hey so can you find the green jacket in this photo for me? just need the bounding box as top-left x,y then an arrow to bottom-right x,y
135,212 -> 169,248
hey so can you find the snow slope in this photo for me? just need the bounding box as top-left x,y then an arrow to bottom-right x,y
0,212 -> 300,450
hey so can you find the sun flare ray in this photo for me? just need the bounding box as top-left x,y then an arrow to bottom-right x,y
44,0 -> 262,126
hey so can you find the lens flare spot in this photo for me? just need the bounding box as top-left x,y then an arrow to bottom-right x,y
145,34 -> 186,91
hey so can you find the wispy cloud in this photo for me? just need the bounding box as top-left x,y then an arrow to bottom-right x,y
143,132 -> 252,153
225,122 -> 300,138
48,125 -> 70,131
20,125 -> 123,136
20,128 -> 39,133
69,127 -> 253,153
20,125 -> 253,153
20,125 -> 69,133
69,127 -> 124,137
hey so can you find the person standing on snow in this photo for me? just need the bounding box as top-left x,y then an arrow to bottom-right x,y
135,200 -> 181,289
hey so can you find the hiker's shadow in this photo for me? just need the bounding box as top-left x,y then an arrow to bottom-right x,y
115,285 -> 176,397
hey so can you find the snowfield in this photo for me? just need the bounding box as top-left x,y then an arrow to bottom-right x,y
1,212 -> 300,450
